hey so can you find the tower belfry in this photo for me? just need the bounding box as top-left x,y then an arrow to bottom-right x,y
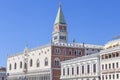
52,4 -> 68,43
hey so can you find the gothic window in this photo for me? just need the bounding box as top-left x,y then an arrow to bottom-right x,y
54,58 -> 60,67
75,50 -> 77,55
55,48 -> 60,54
45,57 -> 48,66
30,59 -> 33,67
14,63 -> 17,69
24,63 -> 27,69
78,50 -> 82,55
9,64 -> 12,70
36,59 -> 40,67
63,48 -> 66,56
69,49 -> 72,55
20,61 -> 22,68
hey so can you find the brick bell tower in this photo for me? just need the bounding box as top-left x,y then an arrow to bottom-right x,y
52,4 -> 68,43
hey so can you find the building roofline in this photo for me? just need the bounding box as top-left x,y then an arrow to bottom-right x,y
61,53 -> 100,64
8,42 -> 103,58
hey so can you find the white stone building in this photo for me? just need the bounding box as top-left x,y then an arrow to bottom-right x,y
6,4 -> 103,80
7,45 -> 52,80
100,37 -> 120,80
0,67 -> 6,80
60,53 -> 100,80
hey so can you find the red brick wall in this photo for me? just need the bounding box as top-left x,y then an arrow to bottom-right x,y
54,24 -> 67,32
51,46 -> 85,80
52,69 -> 61,80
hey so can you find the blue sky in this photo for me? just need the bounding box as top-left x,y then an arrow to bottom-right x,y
0,0 -> 120,67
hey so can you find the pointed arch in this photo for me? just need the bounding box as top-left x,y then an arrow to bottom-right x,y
45,57 -> 48,66
20,61 -> 22,68
30,59 -> 33,67
9,64 -> 12,70
63,48 -> 66,56
36,59 -> 40,67
14,63 -> 17,69
54,58 -> 60,66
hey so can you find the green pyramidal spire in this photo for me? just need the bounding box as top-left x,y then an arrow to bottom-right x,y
54,4 -> 66,25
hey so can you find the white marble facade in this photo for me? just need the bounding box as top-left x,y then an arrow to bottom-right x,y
60,53 -> 100,80
100,38 -> 120,80
7,44 -> 52,80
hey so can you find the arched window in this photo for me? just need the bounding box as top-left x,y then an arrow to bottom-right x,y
9,64 -> 12,70
55,48 -> 60,54
116,52 -> 119,57
75,50 -> 77,55
75,50 -> 81,56
24,63 -> 27,69
45,57 -> 48,66
14,63 -> 17,69
36,59 -> 40,67
54,58 -> 60,66
69,49 -> 72,55
113,53 -> 115,57
20,61 -> 22,68
78,50 -> 82,55
109,54 -> 111,58
63,48 -> 66,55
30,59 -> 33,67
